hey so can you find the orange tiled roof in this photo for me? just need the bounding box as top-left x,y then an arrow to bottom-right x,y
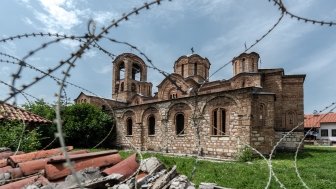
0,103 -> 51,124
304,113 -> 336,128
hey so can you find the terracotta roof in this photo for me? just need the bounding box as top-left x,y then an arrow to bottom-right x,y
304,113 -> 336,128
0,103 -> 51,124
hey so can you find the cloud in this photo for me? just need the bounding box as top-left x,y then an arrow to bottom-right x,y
35,0 -> 82,32
93,11 -> 119,25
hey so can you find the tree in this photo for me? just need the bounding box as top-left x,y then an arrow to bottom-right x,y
0,121 -> 41,152
61,103 -> 114,148
23,99 -> 57,147
23,100 -> 115,148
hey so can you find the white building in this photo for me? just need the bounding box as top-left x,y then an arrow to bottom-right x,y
304,113 -> 336,144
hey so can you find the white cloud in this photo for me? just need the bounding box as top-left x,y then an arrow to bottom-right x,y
93,11 -> 119,25
35,0 -> 82,32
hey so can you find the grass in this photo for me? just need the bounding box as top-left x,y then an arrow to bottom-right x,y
120,146 -> 336,189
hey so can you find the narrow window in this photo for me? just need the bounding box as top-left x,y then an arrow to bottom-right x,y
126,118 -> 133,136
321,129 -> 328,137
176,113 -> 184,135
259,104 -> 266,127
242,58 -> 245,72
132,63 -> 141,81
119,62 -> 125,80
148,115 -> 155,135
212,108 -> 226,135
221,109 -> 226,134
194,63 -> 197,75
212,110 -> 217,135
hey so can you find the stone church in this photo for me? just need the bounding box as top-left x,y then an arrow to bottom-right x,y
75,52 -> 305,159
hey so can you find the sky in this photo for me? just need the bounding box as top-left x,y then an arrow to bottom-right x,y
0,0 -> 335,114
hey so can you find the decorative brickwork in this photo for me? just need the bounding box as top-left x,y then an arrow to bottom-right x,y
75,52 -> 306,159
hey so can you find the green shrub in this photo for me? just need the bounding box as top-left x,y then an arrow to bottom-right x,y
236,146 -> 253,162
61,103 -> 115,148
0,121 -> 41,152
23,100 -> 115,149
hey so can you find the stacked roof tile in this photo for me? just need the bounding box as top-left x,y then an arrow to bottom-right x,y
1,147 -> 224,189
304,113 -> 336,128
0,103 -> 50,124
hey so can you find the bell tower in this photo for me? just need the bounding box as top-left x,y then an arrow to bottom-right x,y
112,53 -> 152,102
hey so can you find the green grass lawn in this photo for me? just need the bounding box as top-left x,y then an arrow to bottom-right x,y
120,146 -> 336,189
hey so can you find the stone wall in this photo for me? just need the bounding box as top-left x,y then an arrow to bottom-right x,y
114,88 -> 276,159
275,131 -> 304,151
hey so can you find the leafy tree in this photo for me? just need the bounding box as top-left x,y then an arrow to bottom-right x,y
62,103 -> 114,148
23,99 -> 57,147
0,121 -> 41,152
23,99 -> 56,120
23,100 -> 115,148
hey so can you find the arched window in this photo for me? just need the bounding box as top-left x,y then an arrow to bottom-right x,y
126,118 -> 133,136
212,108 -> 226,135
102,105 -> 106,111
118,62 -> 125,80
286,111 -> 296,130
132,63 -> 141,81
148,115 -> 155,135
259,103 -> 266,127
241,58 -> 245,72
175,113 -> 185,135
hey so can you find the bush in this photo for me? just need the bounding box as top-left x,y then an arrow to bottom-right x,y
61,103 -> 115,148
23,100 -> 115,149
0,121 -> 41,152
23,99 -> 57,147
236,146 -> 253,162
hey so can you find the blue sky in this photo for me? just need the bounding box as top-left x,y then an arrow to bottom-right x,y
0,0 -> 335,114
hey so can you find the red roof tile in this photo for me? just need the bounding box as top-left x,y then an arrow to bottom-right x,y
304,113 -> 336,128
0,103 -> 51,124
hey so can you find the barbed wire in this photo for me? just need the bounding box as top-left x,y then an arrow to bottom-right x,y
1,0 -> 335,188
269,0 -> 336,26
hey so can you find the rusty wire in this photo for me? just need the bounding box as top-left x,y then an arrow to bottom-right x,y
1,0 -> 335,188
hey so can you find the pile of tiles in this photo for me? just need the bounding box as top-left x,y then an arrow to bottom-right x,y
1,147 -> 225,189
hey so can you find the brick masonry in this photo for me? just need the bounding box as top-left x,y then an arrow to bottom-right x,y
75,52 -> 306,159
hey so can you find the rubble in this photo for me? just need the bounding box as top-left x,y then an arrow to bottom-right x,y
1,147 -> 227,189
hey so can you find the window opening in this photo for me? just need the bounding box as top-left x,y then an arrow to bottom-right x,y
148,115 -> 155,135
321,129 -> 328,137
212,108 -> 226,135
119,62 -> 125,80
126,118 -> 133,135
194,63 -> 197,75
132,63 -> 141,81
176,113 -> 184,135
